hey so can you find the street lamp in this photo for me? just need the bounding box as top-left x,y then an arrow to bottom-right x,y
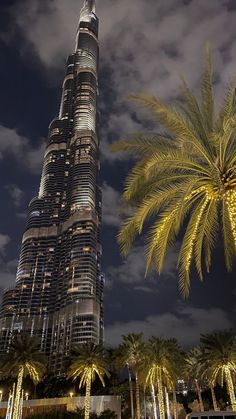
0,390 -> 3,403
69,392 -> 74,398
25,393 -> 29,401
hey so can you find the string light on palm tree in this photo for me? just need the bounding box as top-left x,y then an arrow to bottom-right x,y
112,47 -> 236,298
144,337 -> 179,419
116,333 -> 144,419
199,330 -> 236,411
68,343 -> 110,419
185,347 -> 205,412
0,334 -> 46,419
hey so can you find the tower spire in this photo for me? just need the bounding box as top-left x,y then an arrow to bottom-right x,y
84,0 -> 95,13
80,0 -> 96,22
76,0 -> 97,50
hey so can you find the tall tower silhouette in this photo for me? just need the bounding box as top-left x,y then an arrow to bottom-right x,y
0,0 -> 103,373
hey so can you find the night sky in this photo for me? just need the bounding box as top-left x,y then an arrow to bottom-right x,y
0,0 -> 235,348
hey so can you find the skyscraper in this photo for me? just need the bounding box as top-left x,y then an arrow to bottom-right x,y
0,0 -> 103,373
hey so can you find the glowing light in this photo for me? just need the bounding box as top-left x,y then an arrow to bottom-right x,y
25,363 -> 40,383
145,365 -> 169,419
147,208 -> 178,270
225,190 -> 236,248
225,365 -> 236,410
12,366 -> 24,419
85,372 -> 92,419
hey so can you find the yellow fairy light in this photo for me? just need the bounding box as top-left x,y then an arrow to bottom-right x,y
224,365 -> 236,410
84,371 -> 92,419
12,365 -> 24,419
25,363 -> 39,383
225,190 -> 236,248
145,365 -> 166,419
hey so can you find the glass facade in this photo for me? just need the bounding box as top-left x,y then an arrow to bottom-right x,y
0,0 -> 103,374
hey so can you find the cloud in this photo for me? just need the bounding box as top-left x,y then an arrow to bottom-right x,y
0,235 -> 11,256
16,212 -> 27,219
0,125 -> 45,173
0,125 -> 28,157
6,185 -> 24,208
102,182 -> 131,227
102,182 -> 122,227
100,111 -> 144,161
105,305 -> 232,347
7,0 -> 234,170
26,142 -> 45,173
106,245 -> 178,289
0,259 -> 17,293
10,0 -> 236,163
133,285 -> 156,294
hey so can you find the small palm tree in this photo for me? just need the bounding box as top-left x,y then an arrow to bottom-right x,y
185,347 -> 205,412
112,49 -> 236,297
0,334 -> 46,419
117,333 -> 145,419
186,346 -> 219,412
199,330 -> 236,410
144,337 -> 176,419
166,339 -> 185,419
68,343 -> 110,419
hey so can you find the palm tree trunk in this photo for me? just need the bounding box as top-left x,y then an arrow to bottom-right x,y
195,379 -> 204,412
135,372 -> 141,419
84,373 -> 92,419
165,387 -> 171,419
210,386 -> 218,411
143,388 -> 147,419
13,365 -> 24,419
151,382 -> 158,419
127,364 -> 134,419
157,369 -> 165,419
173,385 -> 178,419
225,366 -> 236,410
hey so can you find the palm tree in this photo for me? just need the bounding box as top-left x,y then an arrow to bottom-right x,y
185,347 -> 205,412
68,342 -> 110,419
0,334 -> 46,419
112,49 -> 236,297
186,346 -> 220,412
116,333 -> 145,419
166,339 -> 185,419
199,330 -> 236,410
144,337 -> 177,419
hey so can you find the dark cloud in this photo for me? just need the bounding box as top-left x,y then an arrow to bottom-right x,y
0,124 -> 45,173
105,305 -> 232,347
106,245 -> 178,290
0,234 -> 11,256
6,184 -> 24,208
9,0 -> 236,161
0,257 -> 17,295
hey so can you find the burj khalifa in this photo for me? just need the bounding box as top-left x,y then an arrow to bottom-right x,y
0,0 -> 103,373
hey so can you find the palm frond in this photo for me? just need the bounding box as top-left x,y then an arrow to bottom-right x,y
112,50 -> 236,296
194,199 -> 218,278
201,45 -> 214,133
178,195 -> 210,297
111,133 -> 175,156
179,78 -> 208,141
